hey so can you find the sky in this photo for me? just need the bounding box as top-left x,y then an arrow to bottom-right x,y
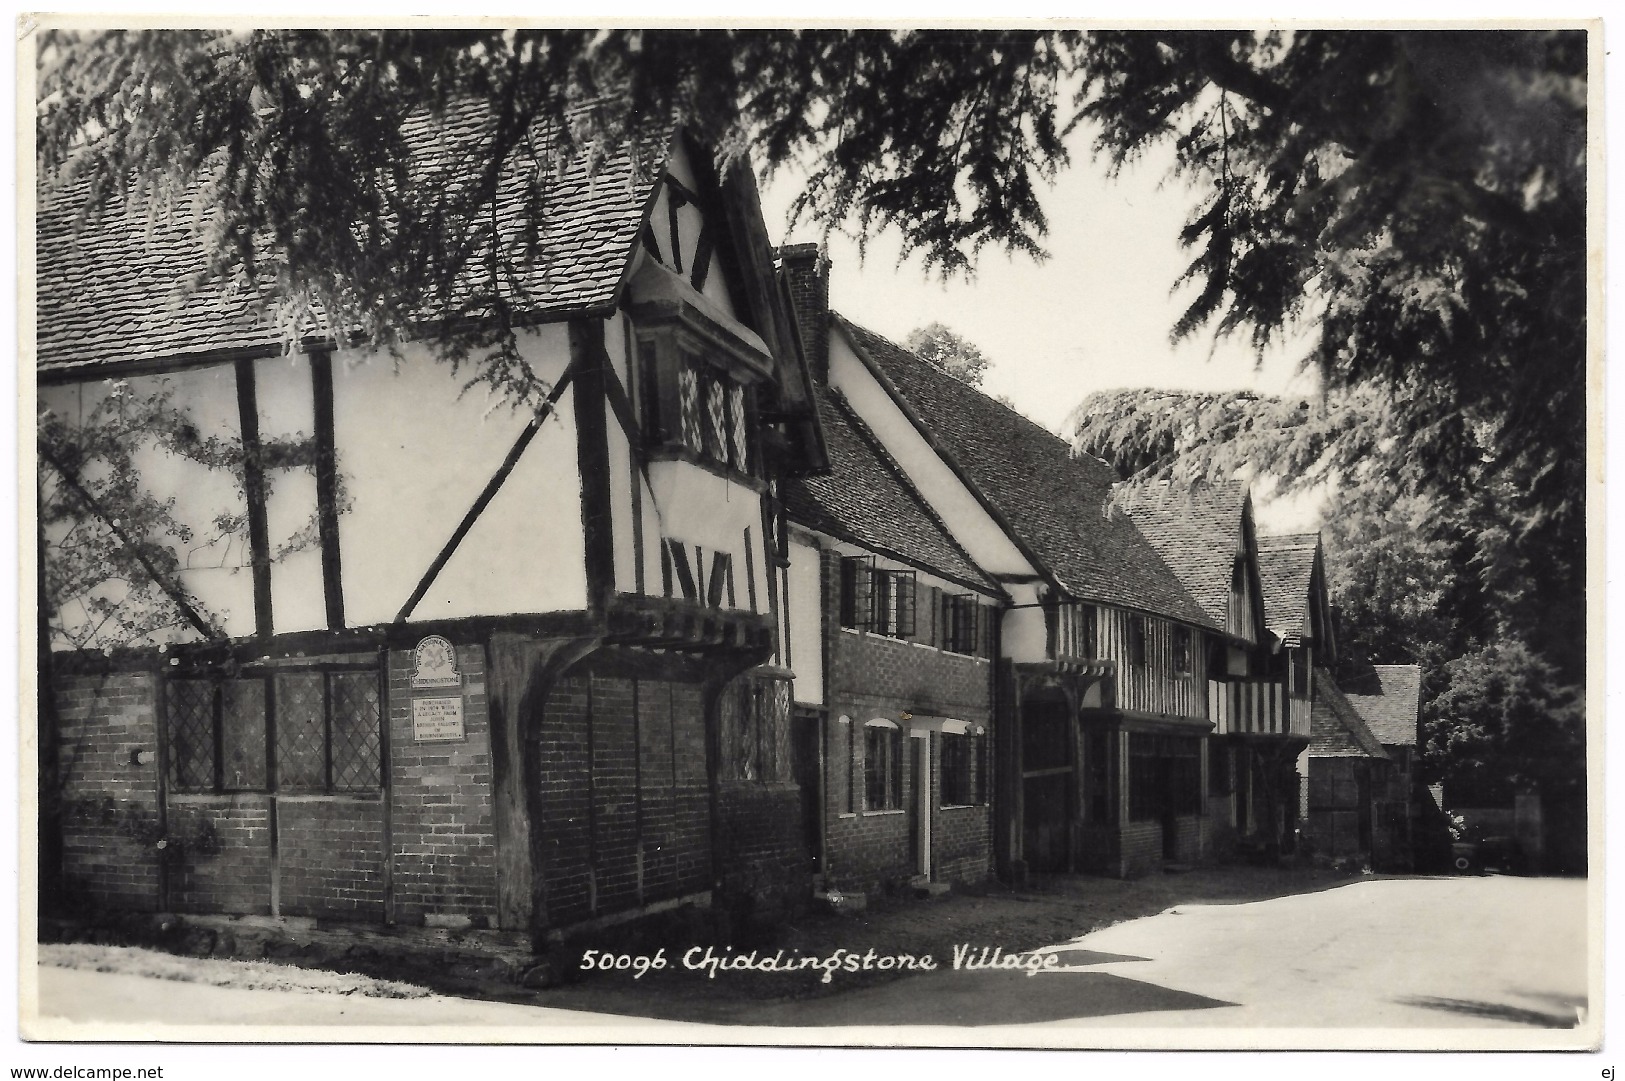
758,127 -> 1317,437
758,126 -> 1324,531
5,14 -> 1619,1077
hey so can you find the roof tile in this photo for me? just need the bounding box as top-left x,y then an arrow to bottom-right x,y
37,105 -> 652,374
1341,664 -> 1422,747
1257,533 -> 1321,646
784,386 -> 997,593
1116,482 -> 1248,631
837,316 -> 1214,629
1310,670 -> 1390,759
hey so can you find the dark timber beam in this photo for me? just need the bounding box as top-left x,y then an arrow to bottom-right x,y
309,348 -> 345,630
235,358 -> 274,640
572,319 -> 616,616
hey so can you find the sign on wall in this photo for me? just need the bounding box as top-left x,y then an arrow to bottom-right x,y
412,696 -> 465,742
411,635 -> 461,689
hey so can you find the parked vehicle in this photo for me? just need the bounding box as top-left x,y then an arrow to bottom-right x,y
1452,836 -> 1525,875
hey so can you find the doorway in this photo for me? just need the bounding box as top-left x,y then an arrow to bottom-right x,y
1021,696 -> 1074,873
789,709 -> 824,873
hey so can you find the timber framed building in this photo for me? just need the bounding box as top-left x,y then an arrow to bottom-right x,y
39,114 -> 830,945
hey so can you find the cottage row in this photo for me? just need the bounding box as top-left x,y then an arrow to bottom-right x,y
37,122 -> 1423,950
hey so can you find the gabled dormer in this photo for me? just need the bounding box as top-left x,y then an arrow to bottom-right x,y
1117,482 -> 1269,662
1258,531 -> 1336,669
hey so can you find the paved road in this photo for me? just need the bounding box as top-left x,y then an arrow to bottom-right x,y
26,876 -> 1594,1046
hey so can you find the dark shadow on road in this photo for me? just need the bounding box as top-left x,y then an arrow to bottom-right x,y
531,968 -> 1235,1027
1044,947 -> 1151,966
1393,995 -> 1580,1028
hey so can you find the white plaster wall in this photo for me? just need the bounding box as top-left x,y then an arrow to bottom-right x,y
253,353 -> 326,635
787,536 -> 824,704
605,397 -> 640,596
828,328 -> 1034,579
1000,581 -> 1048,662
605,309 -> 631,393
40,369 -> 258,644
659,139 -> 727,313
332,324 -> 577,624
646,460 -> 765,612
411,385 -> 585,618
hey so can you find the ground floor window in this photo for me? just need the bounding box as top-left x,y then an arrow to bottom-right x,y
1128,733 -> 1202,821
166,666 -> 382,795
719,674 -> 791,782
941,731 -> 972,807
864,721 -> 903,810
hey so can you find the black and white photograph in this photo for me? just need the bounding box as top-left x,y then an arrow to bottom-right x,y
11,14 -> 1608,1067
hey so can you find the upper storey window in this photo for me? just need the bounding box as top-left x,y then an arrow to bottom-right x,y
632,296 -> 770,485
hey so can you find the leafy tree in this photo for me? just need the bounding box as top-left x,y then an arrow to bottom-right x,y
1426,639 -> 1583,808
904,322 -> 991,388
35,28 -> 1589,817
40,29 -> 1585,511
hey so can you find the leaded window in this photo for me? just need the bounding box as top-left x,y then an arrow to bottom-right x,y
1128,734 -> 1201,821
864,723 -> 904,811
637,327 -> 756,477
941,593 -> 980,655
942,731 -> 975,807
164,667 -> 382,795
839,556 -> 916,638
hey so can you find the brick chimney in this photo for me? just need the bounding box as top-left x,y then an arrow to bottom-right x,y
776,243 -> 830,385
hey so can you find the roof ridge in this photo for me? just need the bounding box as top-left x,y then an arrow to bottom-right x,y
826,388 -> 999,595
830,311 -> 1070,445
832,312 -> 1219,630
1312,668 -> 1390,760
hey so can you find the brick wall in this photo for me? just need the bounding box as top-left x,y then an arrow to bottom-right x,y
535,670 -> 713,931
53,671 -> 162,913
819,551 -> 995,893
167,797 -> 273,915
1115,814 -> 1208,877
388,643 -> 498,925
716,780 -> 809,922
278,798 -> 387,920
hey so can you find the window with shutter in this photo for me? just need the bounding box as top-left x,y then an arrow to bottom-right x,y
942,732 -> 974,807
840,558 -> 914,639
839,555 -> 874,630
942,594 -> 979,655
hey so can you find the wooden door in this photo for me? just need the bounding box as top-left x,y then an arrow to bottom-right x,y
789,710 -> 823,871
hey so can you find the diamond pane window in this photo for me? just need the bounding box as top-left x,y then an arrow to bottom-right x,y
729,383 -> 748,471
166,680 -> 215,791
678,363 -> 702,452
220,679 -> 267,790
705,370 -> 728,462
330,671 -> 382,791
275,672 -> 327,792
163,666 -> 382,795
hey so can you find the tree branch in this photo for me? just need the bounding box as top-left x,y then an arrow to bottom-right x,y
38,446 -> 217,641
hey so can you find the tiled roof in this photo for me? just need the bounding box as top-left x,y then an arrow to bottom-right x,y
37,105 -> 654,376
1309,670 -> 1390,759
1115,482 -> 1248,632
836,317 -> 1215,630
784,386 -> 997,594
1257,533 -> 1320,647
1341,664 -> 1423,747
